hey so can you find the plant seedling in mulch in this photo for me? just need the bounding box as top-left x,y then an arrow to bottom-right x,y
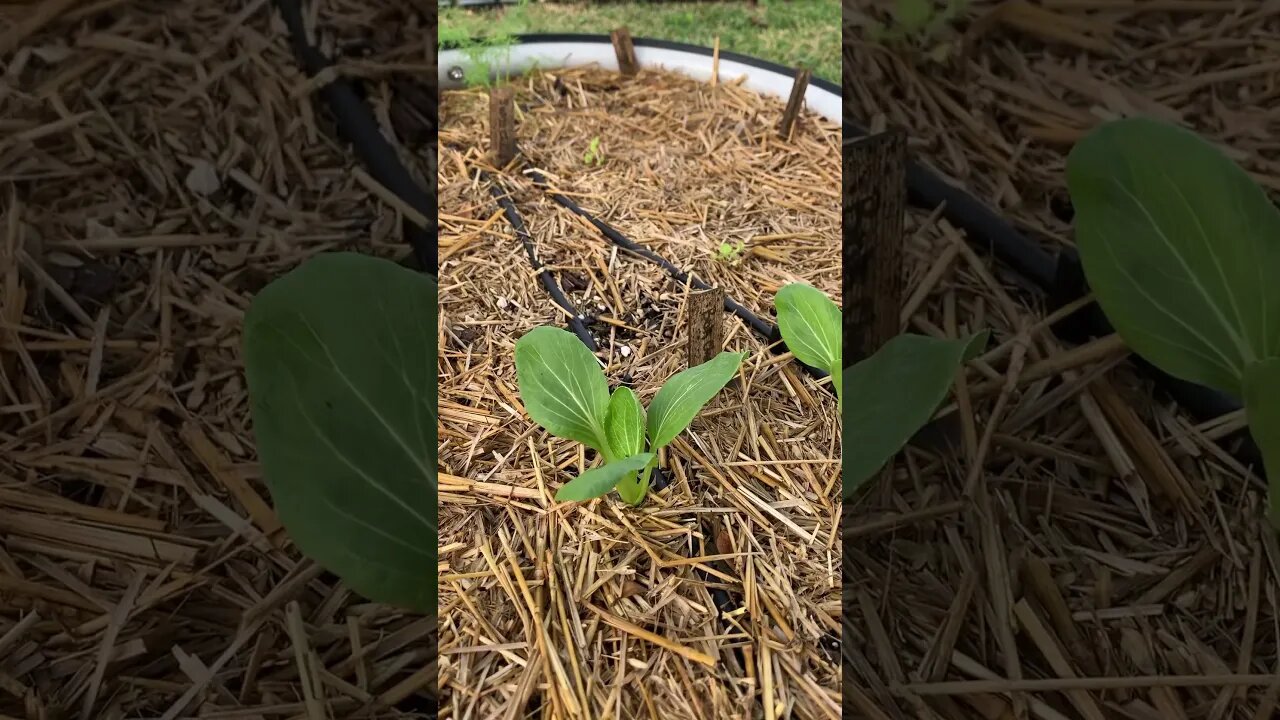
583,136 -> 604,166
773,282 -> 987,499
1067,116 -> 1280,523
867,0 -> 967,62
515,326 -> 743,505
716,240 -> 745,264
243,252 -> 437,613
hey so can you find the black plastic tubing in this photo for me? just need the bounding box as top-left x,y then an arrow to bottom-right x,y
274,0 -> 438,274
527,171 -> 832,386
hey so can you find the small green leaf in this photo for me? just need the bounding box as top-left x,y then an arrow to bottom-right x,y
776,282 -> 841,376
244,252 -> 437,613
1244,360 -> 1280,525
556,453 -> 656,502
1068,117 -> 1280,398
605,387 -> 646,459
515,326 -> 611,455
647,351 -> 745,450
895,0 -> 933,31
843,332 -> 987,499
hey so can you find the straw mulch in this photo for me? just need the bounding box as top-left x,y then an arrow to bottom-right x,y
844,2 -> 1280,719
1,0 -> 436,717
438,67 -> 841,718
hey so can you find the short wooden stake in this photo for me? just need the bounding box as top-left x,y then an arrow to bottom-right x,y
611,27 -> 638,77
686,287 -> 724,367
489,86 -> 516,168
778,68 -> 811,140
844,129 -> 906,362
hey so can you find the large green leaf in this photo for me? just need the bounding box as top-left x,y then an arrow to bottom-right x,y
514,326 -> 610,454
555,453 -> 655,502
1245,360 -> 1280,522
843,332 -> 987,499
243,252 -> 437,613
776,282 -> 841,375
647,351 -> 745,450
1067,117 -> 1280,398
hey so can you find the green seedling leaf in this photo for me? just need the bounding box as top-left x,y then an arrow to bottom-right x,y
843,332 -> 988,499
647,351 -> 745,450
515,326 -> 611,455
556,453 -> 656,502
605,386 -> 646,459
895,0 -> 933,32
243,252 -> 437,613
1245,360 -> 1280,522
1068,117 -> 1280,398
776,282 -> 841,374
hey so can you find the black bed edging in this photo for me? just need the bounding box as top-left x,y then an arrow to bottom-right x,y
843,123 -> 1263,473
527,170 -> 834,389
274,0 -> 438,275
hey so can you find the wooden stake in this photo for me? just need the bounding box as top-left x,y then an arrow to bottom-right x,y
611,27 -> 638,76
711,36 -> 720,88
488,86 -> 516,168
778,68 -> 811,140
844,129 -> 906,362
686,287 -> 724,367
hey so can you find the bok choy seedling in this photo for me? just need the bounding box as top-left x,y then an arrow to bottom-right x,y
1068,117 -> 1280,522
773,282 -> 986,499
515,326 -> 743,505
243,252 -> 437,613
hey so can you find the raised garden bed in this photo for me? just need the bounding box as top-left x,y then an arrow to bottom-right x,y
437,36 -> 841,718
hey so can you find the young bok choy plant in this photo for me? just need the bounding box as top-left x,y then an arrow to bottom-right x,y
514,326 -> 743,505
243,252 -> 437,613
1067,117 -> 1280,522
773,282 -> 986,499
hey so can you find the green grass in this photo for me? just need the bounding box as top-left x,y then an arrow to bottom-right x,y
439,1 -> 840,83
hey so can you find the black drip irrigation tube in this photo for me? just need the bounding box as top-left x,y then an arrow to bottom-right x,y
483,171 -> 598,350
843,124 -> 1262,473
275,0 -> 438,275
526,171 -> 832,387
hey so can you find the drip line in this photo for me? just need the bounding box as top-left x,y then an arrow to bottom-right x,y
527,169 -> 833,386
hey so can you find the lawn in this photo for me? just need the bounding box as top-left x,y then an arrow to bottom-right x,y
439,0 -> 841,83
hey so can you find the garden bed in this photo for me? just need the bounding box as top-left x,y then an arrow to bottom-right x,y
844,4 -> 1280,718
438,64 -> 841,717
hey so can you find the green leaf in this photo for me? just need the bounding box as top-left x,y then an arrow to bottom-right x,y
647,351 -> 744,450
515,326 -> 611,455
776,282 -> 841,375
1244,360 -> 1280,524
243,252 -> 437,613
555,453 -> 656,502
895,0 -> 933,31
605,387 -> 646,459
1067,117 -> 1280,398
843,332 -> 987,499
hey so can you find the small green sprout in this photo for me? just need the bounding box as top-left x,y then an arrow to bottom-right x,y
583,137 -> 604,166
717,241 -> 745,263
